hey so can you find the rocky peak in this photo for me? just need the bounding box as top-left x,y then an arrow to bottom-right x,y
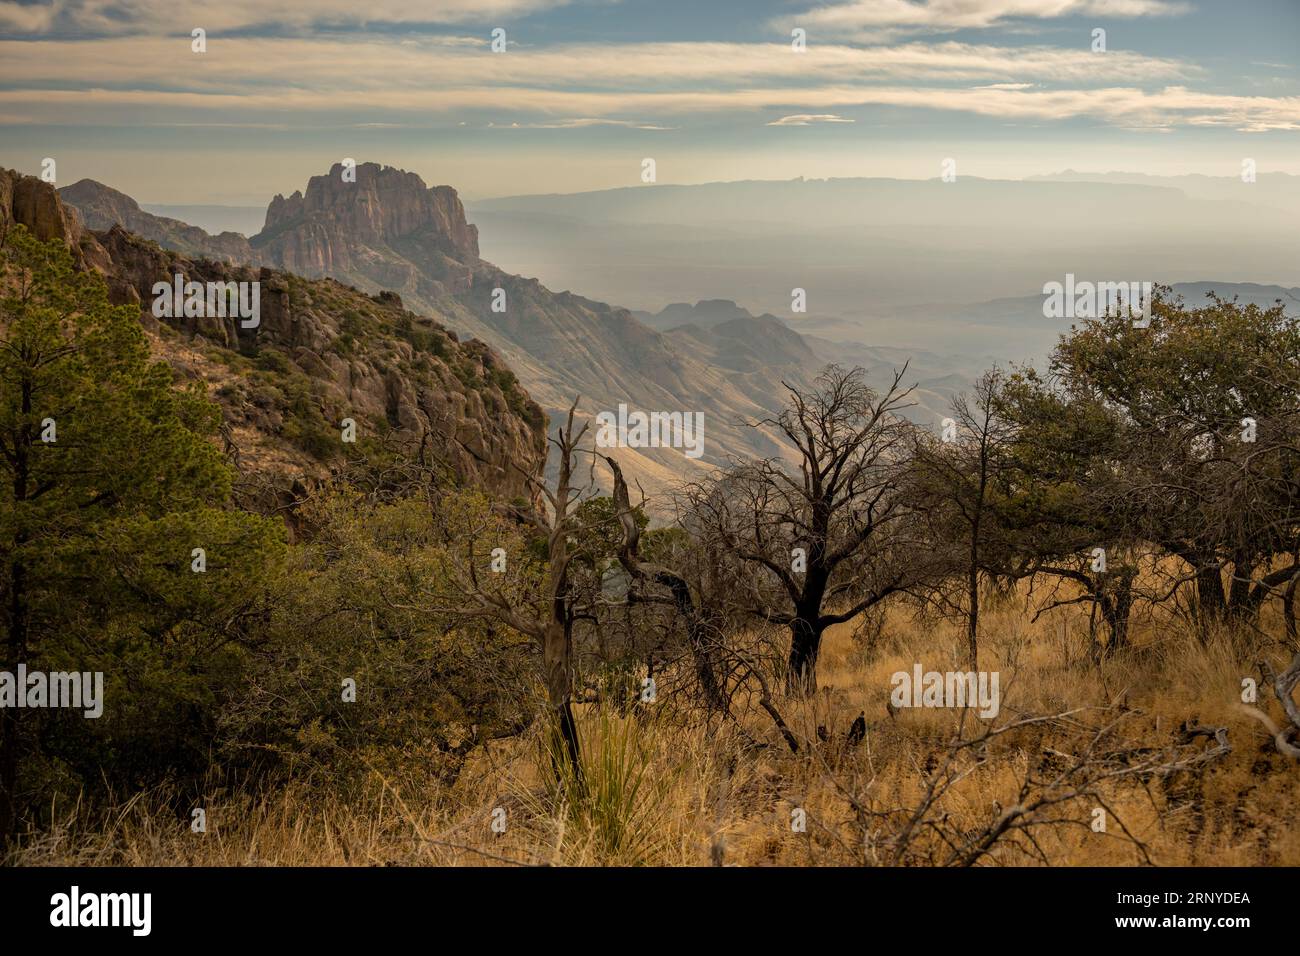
255,163 -> 479,273
60,178 -> 142,226
0,168 -> 110,272
263,190 -> 305,233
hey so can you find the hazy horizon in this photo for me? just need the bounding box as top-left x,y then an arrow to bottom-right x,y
41,164 -> 1300,360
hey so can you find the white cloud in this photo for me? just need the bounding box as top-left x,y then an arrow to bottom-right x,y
767,113 -> 855,125
0,32 -> 1290,134
783,0 -> 1189,40
0,37 -> 1192,90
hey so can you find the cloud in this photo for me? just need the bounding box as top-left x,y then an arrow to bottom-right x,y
782,0 -> 1189,40
0,37 -> 1193,90
767,113 -> 855,125
0,1 -> 58,32
4,82 -> 1295,132
509,118 -> 675,129
0,33 -> 1290,134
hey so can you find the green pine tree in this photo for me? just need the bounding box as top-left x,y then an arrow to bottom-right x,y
0,226 -> 283,844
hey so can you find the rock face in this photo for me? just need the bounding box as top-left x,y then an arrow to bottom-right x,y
260,163 -> 478,258
1,168 -> 110,272
3,168 -> 547,507
252,163 -> 478,298
61,179 -> 260,265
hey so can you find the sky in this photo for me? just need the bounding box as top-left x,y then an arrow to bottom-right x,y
0,0 -> 1297,203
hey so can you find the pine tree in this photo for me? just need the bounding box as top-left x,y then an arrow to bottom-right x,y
0,227 -> 283,843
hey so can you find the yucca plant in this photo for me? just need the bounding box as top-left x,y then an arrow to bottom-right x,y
541,705 -> 669,864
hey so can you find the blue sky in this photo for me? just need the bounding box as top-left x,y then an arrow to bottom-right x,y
0,0 -> 1296,203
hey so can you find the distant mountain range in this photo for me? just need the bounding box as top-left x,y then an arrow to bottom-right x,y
467,174 -> 1300,359
1026,170 -> 1300,217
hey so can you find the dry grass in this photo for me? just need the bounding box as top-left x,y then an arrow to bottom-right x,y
9,597 -> 1299,867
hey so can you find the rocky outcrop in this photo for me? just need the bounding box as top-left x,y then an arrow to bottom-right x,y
1,168 -> 111,272
251,163 -> 479,299
258,163 -> 478,259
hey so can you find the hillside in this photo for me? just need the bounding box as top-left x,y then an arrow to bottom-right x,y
8,168 -> 548,511
61,178 -> 262,265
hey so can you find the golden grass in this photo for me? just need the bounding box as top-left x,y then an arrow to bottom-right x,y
9,597 -> 1300,867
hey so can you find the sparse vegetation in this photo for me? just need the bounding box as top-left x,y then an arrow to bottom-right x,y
6,607 -> 1297,867
2,229 -> 1297,868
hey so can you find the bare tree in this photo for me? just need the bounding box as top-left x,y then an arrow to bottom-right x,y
602,455 -> 727,712
455,401 -> 590,782
691,366 -> 927,696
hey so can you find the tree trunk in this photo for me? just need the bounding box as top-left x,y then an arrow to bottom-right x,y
1286,571 -> 1299,647
538,404 -> 582,791
966,563 -> 980,670
1226,553 -> 1254,621
657,570 -> 724,712
966,443 -> 988,671
786,615 -> 823,697
1194,562 -> 1226,637
542,618 -> 581,788
1099,582 -> 1132,655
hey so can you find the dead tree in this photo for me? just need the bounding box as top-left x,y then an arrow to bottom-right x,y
1240,652 -> 1300,758
691,366 -> 925,696
911,370 -> 1016,668
602,455 -> 726,713
459,401 -> 589,784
